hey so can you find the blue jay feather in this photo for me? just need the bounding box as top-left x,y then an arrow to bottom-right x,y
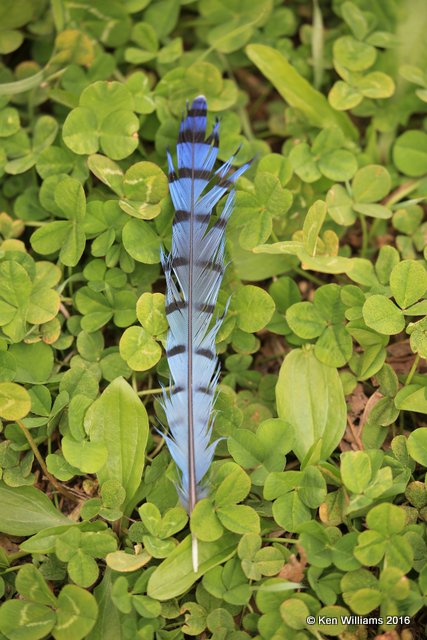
161,96 -> 250,570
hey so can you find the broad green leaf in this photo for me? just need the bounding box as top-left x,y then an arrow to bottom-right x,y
389,260 -> 427,308
363,295 -> 405,335
299,466 -> 327,508
333,36 -> 376,71
62,436 -> 108,474
357,71 -> 395,99
407,428 -> 427,466
215,465 -> 251,506
53,585 -> 98,640
302,200 -> 327,256
233,285 -> 275,332
122,219 -> 161,263
366,503 -> 406,535
9,341 -> 54,384
246,44 -> 358,140
62,108 -> 99,155
395,385 -> 427,414
67,550 -> 99,587
272,491 -> 311,532
86,571 -> 129,640
286,302 -> 326,339
84,377 -> 149,509
326,184 -> 356,226
16,565 -> 57,606
352,165 -> 391,203
0,482 -> 70,535
0,382 -> 31,420
119,326 -> 162,371
216,504 -> 260,534
340,451 -> 372,494
328,80 -> 362,111
314,606 -> 350,635
0,601 -> 56,640
276,347 -> 347,461
87,154 -> 124,195
106,550 -> 151,572
280,598 -> 309,629
393,130 -> 427,177
136,292 -> 167,335
191,499 -> 224,542
147,533 -> 239,600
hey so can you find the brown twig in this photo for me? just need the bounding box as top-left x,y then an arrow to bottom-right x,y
16,420 -> 81,504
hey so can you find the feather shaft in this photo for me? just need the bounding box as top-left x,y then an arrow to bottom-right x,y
161,96 -> 250,571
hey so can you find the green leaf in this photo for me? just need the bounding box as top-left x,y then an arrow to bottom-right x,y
147,533 -> 239,601
233,285 -> 275,332
276,347 -> 347,461
246,44 -> 358,140
340,451 -> 372,494
352,165 -> 391,203
407,428 -> 427,466
85,571 -> 126,640
334,36 -> 377,71
395,385 -> 427,413
119,326 -> 162,371
389,260 -> 427,308
191,499 -> 224,542
55,176 -> 85,221
87,155 -> 124,195
318,149 -> 358,182
0,601 -> 56,640
326,184 -> 356,226
0,107 -> 20,137
0,482 -> 70,535
328,81 -> 362,111
286,302 -> 326,339
366,503 -> 406,535
53,585 -> 98,640
62,436 -> 108,474
136,292 -> 167,335
62,108 -> 98,155
122,219 -> 161,264
299,466 -> 327,508
105,550 -> 151,572
280,598 -> 309,629
357,71 -> 395,99
216,504 -> 260,534
16,565 -> 57,606
63,82 -> 139,160
363,295 -> 405,335
303,200 -> 327,256
0,382 -> 31,420
393,130 -> 427,177
67,550 -> 99,587
313,606 -> 349,635
215,465 -> 251,506
84,377 -> 149,509
272,491 -> 312,532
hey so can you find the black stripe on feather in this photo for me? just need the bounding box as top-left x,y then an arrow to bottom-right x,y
178,129 -> 205,143
188,107 -> 207,117
167,344 -> 186,357
195,347 -> 215,360
165,300 -> 188,314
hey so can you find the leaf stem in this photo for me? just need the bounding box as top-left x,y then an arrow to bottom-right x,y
263,537 -> 298,543
405,354 -> 420,386
294,266 -> 324,286
137,386 -> 170,396
359,212 -> 368,258
16,420 -> 80,504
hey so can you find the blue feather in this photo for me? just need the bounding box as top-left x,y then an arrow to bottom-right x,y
160,96 -> 250,570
